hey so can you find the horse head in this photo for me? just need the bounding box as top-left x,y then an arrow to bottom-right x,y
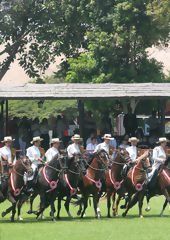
138,151 -> 151,173
94,149 -> 109,170
118,148 -> 131,164
18,155 -> 33,176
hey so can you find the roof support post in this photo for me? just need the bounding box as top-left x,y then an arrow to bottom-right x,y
1,101 -> 4,138
160,99 -> 166,136
5,100 -> 8,136
78,100 -> 84,139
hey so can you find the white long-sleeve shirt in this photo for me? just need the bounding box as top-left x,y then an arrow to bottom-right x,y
45,147 -> 59,162
94,142 -> 110,155
67,143 -> 80,158
126,146 -> 137,161
0,146 -> 16,164
26,145 -> 41,166
152,146 -> 166,169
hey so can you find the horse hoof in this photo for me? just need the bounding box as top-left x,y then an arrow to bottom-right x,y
122,212 -> 126,217
27,210 -> 32,214
11,217 -> 14,222
77,210 -> 81,216
18,216 -> 23,221
107,215 -> 111,218
41,215 -> 45,220
140,215 -> 143,218
52,218 -> 56,222
145,207 -> 151,212
120,205 -> 126,209
2,212 -> 5,218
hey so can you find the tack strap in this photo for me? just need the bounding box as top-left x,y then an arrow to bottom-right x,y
10,172 -> 23,196
43,166 -> 58,190
109,169 -> 123,191
85,174 -> 102,191
131,166 -> 145,192
163,169 -> 170,182
64,174 -> 77,196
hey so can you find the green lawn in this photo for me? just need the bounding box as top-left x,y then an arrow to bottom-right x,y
0,196 -> 170,240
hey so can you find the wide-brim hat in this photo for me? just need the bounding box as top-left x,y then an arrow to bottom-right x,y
1,136 -> 15,143
31,136 -> 43,144
157,137 -> 169,144
71,134 -> 83,142
129,137 -> 139,143
102,134 -> 114,140
51,138 -> 62,144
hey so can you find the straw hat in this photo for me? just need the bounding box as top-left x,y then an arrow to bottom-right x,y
71,134 -> 83,142
157,137 -> 169,144
30,136 -> 43,144
51,138 -> 61,144
128,137 -> 139,143
102,134 -> 114,140
1,136 -> 15,143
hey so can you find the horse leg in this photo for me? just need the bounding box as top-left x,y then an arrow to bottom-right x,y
81,195 -> 88,218
65,196 -> 73,219
145,195 -> 151,212
93,194 -> 101,219
115,194 -> 121,217
122,193 -> 138,217
36,193 -> 46,219
138,192 -> 145,218
107,192 -> 112,218
17,194 -> 28,221
2,193 -> 16,219
160,199 -> 168,217
57,197 -> 61,219
27,191 -> 38,215
50,201 -> 56,222
112,192 -> 117,216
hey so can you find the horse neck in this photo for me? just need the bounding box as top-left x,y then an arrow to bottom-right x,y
111,154 -> 124,179
87,157 -> 100,179
133,160 -> 145,181
67,161 -> 79,187
14,160 -> 25,175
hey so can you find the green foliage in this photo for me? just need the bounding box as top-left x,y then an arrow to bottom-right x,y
7,99 -> 78,120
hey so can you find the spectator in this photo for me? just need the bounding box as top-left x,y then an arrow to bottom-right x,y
146,110 -> 161,137
31,118 -> 41,137
119,137 -> 129,149
86,131 -> 96,146
138,136 -> 151,149
40,118 -> 50,151
56,115 -> 66,139
86,137 -> 97,154
123,107 -> 138,136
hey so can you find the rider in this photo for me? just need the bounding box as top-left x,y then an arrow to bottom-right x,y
148,137 -> 168,183
26,136 -> 44,184
0,136 -> 16,166
67,134 -> 83,158
45,138 -> 61,162
94,134 -> 114,158
123,137 -> 149,177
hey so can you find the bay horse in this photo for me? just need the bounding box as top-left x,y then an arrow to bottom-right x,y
105,148 -> 131,217
26,154 -> 67,221
56,153 -> 87,219
145,156 -> 170,216
122,153 -> 151,218
2,157 -> 33,222
73,149 -> 109,218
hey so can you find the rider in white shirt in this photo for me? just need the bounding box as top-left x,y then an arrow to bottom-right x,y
45,138 -> 61,162
0,136 -> 16,164
26,136 -> 44,182
126,137 -> 139,162
148,137 -> 168,181
67,134 -> 82,158
86,137 -> 97,154
95,134 -> 114,157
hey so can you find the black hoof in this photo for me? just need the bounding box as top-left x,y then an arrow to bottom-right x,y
122,212 -> 126,217
11,217 -> 14,222
2,212 -> 6,217
120,205 -> 126,209
77,210 -> 81,216
27,210 -> 32,214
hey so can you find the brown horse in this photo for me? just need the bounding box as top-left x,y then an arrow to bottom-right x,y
122,154 -> 151,218
74,149 -> 109,218
145,156 -> 170,216
2,157 -> 32,222
105,148 -> 131,217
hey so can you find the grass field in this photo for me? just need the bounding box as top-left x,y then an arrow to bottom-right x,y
0,196 -> 170,240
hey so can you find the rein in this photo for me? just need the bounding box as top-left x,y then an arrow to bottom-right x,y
64,173 -> 77,196
84,159 -> 107,172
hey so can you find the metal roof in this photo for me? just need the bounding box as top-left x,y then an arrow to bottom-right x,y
0,82 -> 169,100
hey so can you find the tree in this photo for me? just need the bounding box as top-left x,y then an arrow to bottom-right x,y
0,0 -> 87,81
65,0 -> 170,114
